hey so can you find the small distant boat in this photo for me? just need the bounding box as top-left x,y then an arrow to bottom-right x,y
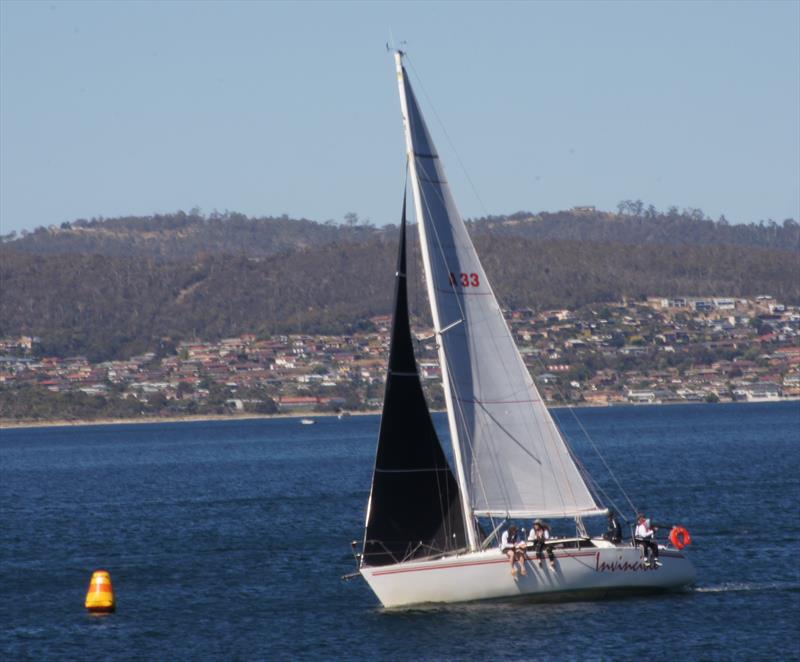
337,411 -> 352,420
300,418 -> 316,425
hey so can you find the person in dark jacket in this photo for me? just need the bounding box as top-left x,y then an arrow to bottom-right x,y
603,510 -> 623,544
527,519 -> 556,568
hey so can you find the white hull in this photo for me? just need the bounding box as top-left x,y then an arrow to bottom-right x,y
360,540 -> 695,608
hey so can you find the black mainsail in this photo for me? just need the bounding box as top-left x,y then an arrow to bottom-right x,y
361,196 -> 466,567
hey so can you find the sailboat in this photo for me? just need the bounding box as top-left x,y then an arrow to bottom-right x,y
357,51 -> 695,608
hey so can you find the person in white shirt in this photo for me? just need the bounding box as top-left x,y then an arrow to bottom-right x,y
528,519 -> 556,568
500,524 -> 527,576
635,513 -> 661,567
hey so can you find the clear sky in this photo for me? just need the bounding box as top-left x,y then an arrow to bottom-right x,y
1,0 -> 798,235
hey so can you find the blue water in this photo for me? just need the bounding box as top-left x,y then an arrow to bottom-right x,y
1,402 -> 798,660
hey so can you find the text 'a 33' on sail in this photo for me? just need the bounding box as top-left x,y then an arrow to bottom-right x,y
396,54 -> 603,521
361,196 -> 467,567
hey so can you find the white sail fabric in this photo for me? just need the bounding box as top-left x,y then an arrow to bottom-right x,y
399,62 -> 601,519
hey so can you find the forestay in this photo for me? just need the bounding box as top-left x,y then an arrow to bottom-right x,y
396,55 -> 603,521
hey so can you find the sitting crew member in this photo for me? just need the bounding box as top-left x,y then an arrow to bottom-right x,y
528,519 -> 556,568
500,524 -> 527,576
603,510 -> 623,544
634,513 -> 661,567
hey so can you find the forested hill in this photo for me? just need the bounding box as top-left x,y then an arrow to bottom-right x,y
3,204 -> 799,258
2,234 -> 798,362
472,205 -> 800,252
1,204 -> 798,360
1,211 -> 389,259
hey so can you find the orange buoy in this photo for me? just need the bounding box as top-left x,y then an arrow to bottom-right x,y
669,526 -> 692,550
85,570 -> 115,613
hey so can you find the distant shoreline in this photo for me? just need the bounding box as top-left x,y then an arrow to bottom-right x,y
0,409 -> 378,430
2,398 -> 797,431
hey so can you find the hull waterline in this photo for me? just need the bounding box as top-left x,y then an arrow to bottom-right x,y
360,542 -> 695,608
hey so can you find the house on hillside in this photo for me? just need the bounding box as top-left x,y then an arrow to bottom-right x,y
626,388 -> 656,404
276,396 -> 319,411
731,382 -> 782,402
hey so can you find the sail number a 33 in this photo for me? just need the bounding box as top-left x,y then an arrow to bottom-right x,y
449,272 -> 480,287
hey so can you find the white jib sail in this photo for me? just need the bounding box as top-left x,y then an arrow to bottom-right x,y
395,54 -> 603,524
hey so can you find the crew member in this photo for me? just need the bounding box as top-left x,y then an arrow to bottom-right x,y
500,524 -> 527,576
603,510 -> 623,544
635,513 -> 661,567
528,519 -> 556,568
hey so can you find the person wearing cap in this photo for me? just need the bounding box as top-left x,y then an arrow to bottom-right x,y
527,519 -> 556,568
635,513 -> 661,568
500,524 -> 527,576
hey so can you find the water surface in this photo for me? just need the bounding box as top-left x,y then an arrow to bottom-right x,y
1,402 -> 798,659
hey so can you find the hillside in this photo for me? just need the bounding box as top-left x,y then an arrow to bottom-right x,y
473,206 -> 800,252
2,232 -> 797,361
1,211 -> 385,259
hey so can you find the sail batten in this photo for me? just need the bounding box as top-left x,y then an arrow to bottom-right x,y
395,53 -> 601,525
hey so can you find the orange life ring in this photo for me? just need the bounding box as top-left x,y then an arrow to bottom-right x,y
669,526 -> 692,550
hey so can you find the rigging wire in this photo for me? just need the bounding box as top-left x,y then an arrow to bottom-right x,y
404,54 -> 492,219
532,349 -> 639,520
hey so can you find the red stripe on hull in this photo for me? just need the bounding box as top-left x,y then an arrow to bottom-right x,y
369,549 -> 685,577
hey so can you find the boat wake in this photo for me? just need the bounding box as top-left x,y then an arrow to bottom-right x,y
693,581 -> 800,594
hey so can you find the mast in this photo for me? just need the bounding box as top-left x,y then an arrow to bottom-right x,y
394,51 -> 477,550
